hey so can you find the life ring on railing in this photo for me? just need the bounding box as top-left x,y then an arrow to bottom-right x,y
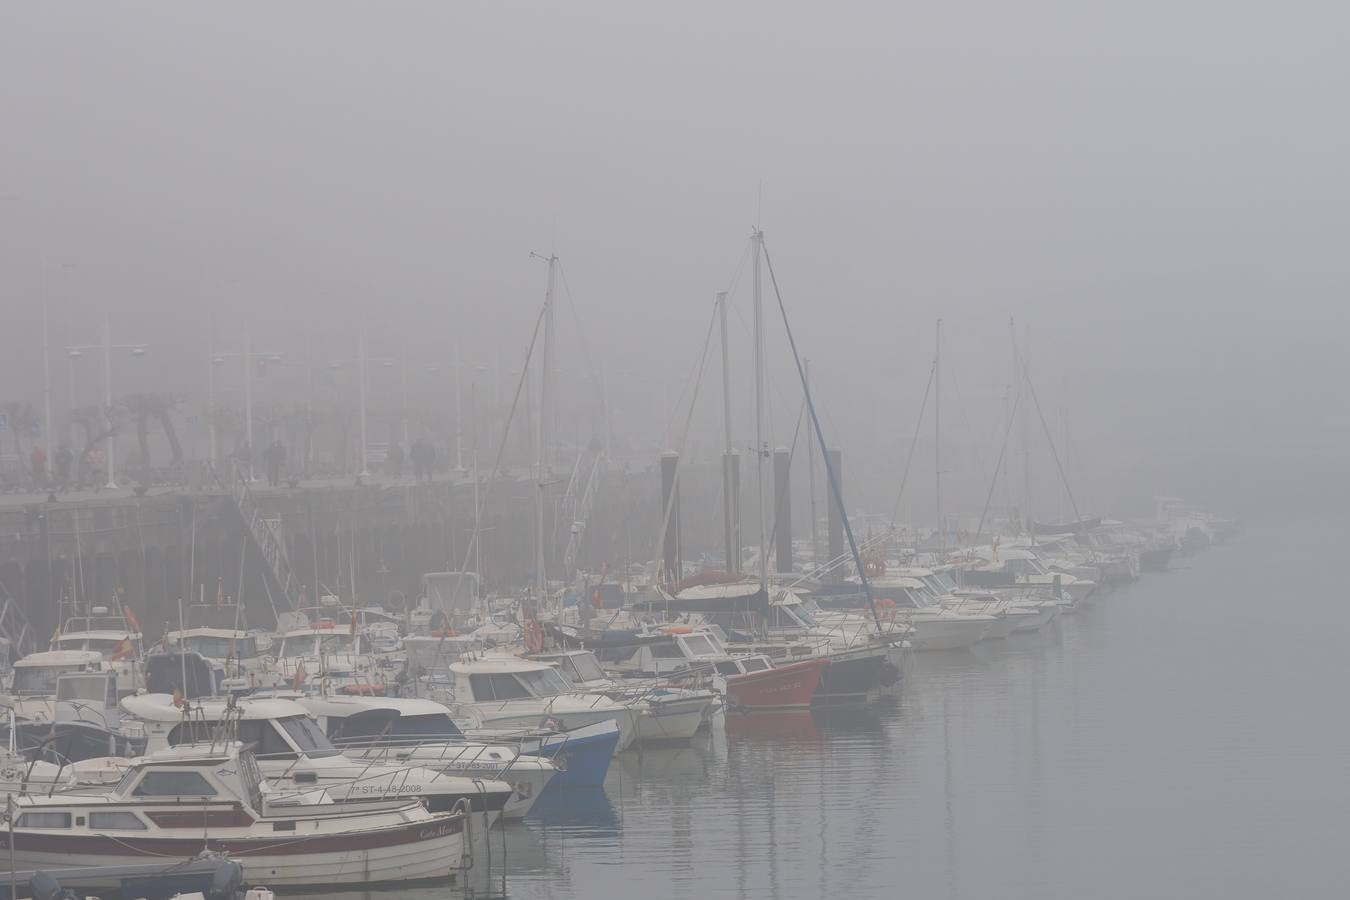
875,597 -> 898,622
341,683 -> 386,696
523,618 -> 546,654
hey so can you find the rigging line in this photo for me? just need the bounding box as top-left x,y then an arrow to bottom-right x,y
888,359 -> 937,529
760,238 -> 884,635
942,344 -> 987,488
1019,351 -> 1094,557
455,290 -> 550,580
555,260 -> 605,402
655,302 -> 720,581
969,384 -> 1022,556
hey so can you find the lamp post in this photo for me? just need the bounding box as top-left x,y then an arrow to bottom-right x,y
64,313 -> 146,489
329,334 -> 409,479
210,330 -> 283,481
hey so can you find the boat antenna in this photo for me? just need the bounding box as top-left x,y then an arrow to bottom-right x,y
759,238 -> 885,633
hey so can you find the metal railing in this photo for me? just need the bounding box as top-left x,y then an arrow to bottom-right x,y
230,466 -> 301,622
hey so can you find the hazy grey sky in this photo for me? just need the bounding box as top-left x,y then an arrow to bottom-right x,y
2,2 -> 1346,514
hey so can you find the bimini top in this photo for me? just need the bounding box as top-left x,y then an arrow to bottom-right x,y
122,692 -> 310,723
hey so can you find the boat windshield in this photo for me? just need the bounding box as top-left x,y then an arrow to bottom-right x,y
390,713 -> 463,739
12,665 -> 83,695
516,667 -> 574,698
680,633 -> 721,658
277,714 -> 342,758
566,653 -> 607,683
318,633 -> 358,656
183,635 -> 257,658
278,636 -> 316,658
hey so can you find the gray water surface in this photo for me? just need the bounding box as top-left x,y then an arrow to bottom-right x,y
347,523 -> 1347,899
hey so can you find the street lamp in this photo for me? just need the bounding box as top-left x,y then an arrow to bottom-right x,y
329,333 -> 405,479
210,330 -> 283,481
64,313 -> 147,490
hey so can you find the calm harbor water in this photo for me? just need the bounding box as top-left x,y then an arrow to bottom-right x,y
340,521 -> 1347,899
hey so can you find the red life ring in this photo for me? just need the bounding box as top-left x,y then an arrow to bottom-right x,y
875,597 -> 898,622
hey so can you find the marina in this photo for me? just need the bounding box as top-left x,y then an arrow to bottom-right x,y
4,5 -> 1343,895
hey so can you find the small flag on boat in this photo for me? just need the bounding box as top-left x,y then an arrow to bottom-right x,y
124,606 -> 141,634
292,660 -> 308,690
111,638 -> 136,661
172,688 -> 185,709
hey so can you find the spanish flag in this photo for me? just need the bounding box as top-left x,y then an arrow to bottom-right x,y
111,638 -> 135,661
292,660 -> 308,690
124,606 -> 141,634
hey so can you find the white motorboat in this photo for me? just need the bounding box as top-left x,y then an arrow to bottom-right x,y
289,691 -> 559,819
162,602 -> 282,690
868,576 -> 997,650
1,650 -> 108,722
442,654 -> 640,751
120,692 -> 514,820
530,649 -> 718,742
48,599 -> 144,695
958,547 -> 1099,603
0,742 -> 467,887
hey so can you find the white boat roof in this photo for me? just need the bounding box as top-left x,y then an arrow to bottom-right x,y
297,693 -> 450,718
54,630 -> 135,641
168,626 -> 251,639
889,566 -> 936,578
868,575 -> 927,589
16,650 -> 104,667
675,580 -> 763,601
140,742 -> 243,764
122,692 -> 309,722
449,655 -> 553,674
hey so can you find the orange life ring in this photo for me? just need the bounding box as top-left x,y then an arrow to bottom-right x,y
875,597 -> 898,622
661,625 -> 694,635
524,618 -> 546,654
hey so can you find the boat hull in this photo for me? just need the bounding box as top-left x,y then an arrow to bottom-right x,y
905,616 -> 992,650
634,695 -> 712,743
522,720 -> 622,789
723,658 -> 829,711
0,816 -> 464,888
813,645 -> 901,704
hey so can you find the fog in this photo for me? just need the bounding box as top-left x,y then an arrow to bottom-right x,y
3,1 -> 1347,517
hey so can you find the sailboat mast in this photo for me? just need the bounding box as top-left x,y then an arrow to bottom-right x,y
718,291 -> 740,574
535,254 -> 557,611
1019,322 -> 1033,542
752,229 -> 767,591
806,358 -> 820,568
935,318 -> 943,558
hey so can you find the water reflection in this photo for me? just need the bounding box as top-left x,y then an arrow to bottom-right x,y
344,530 -> 1349,899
